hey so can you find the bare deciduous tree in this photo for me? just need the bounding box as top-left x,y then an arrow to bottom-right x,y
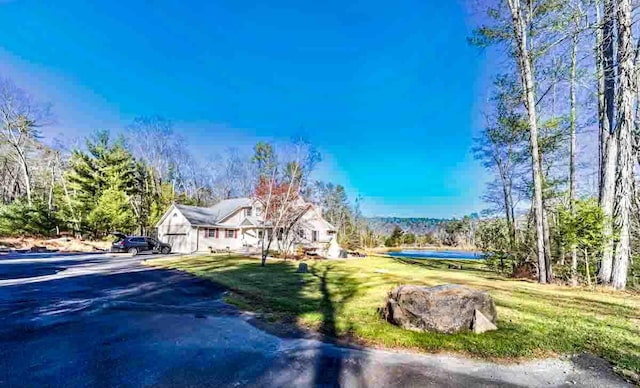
597,0 -> 618,285
252,140 -> 319,266
0,77 -> 51,205
610,0 -> 634,290
505,0 -> 552,283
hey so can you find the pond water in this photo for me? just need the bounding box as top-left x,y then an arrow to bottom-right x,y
386,250 -> 484,260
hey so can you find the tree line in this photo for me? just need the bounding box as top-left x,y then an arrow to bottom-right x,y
0,77 -> 258,238
377,216 -> 480,248
472,0 -> 640,289
0,75 -> 373,247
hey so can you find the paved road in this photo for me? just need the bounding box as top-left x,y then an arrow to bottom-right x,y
0,253 -> 630,387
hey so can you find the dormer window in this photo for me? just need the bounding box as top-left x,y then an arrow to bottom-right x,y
246,207 -> 252,216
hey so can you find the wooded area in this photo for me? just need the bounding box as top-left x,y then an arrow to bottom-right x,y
0,76 -> 376,254
471,0 -> 640,289
0,77 -> 249,239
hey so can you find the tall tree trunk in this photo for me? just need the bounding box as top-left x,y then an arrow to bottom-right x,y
499,167 -> 515,250
261,233 -> 274,267
570,21 -> 579,285
61,174 -> 81,236
598,0 -> 618,284
48,159 -> 55,211
508,187 -> 517,246
506,0 -> 549,283
611,0 -> 634,290
542,205 -> 553,282
596,0 -> 606,191
13,146 -> 32,205
570,246 -> 578,284
584,249 -> 592,287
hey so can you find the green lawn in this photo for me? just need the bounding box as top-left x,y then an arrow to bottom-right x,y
148,254 -> 640,374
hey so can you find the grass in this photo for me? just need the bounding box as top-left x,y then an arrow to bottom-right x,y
148,254 -> 640,374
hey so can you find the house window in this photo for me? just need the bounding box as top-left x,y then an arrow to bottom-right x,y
258,230 -> 264,239
206,229 -> 218,238
312,230 -> 318,242
225,229 -> 236,238
246,208 -> 252,216
298,229 -> 305,238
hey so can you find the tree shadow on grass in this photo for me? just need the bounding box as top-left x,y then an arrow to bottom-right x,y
389,256 -> 492,274
308,265 -> 359,387
389,256 -> 452,271
509,289 -> 640,320
197,259 -> 362,386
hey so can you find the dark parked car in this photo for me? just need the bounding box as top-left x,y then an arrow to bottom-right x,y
111,233 -> 171,255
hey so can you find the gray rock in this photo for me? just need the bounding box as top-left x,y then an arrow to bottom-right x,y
296,263 -> 308,273
382,284 -> 497,334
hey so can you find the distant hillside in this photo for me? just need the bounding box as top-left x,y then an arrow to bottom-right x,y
366,217 -> 450,235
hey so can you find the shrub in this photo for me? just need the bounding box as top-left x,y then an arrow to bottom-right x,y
629,255 -> 640,290
0,200 -> 61,236
484,251 -> 513,273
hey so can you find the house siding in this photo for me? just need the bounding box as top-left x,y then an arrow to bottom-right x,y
195,207 -> 252,251
300,209 -> 334,244
198,227 -> 243,251
156,199 -> 336,254
157,206 -> 197,253
217,207 -> 251,227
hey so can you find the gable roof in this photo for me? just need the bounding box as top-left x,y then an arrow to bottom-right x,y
162,197 -> 335,231
311,206 -> 336,231
240,216 -> 260,226
174,197 -> 252,226
209,197 -> 252,222
173,204 -> 219,226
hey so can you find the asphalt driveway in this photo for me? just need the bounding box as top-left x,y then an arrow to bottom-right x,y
0,253 -> 630,387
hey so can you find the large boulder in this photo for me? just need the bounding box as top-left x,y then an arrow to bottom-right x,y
382,284 -> 497,334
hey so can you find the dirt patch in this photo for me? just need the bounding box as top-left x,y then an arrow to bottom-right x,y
0,237 -> 110,252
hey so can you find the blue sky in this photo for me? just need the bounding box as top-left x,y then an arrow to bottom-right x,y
0,0 -> 490,218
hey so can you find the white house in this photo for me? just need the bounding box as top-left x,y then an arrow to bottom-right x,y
155,197 -> 337,254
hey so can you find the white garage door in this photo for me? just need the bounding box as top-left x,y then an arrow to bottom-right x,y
165,234 -> 190,254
